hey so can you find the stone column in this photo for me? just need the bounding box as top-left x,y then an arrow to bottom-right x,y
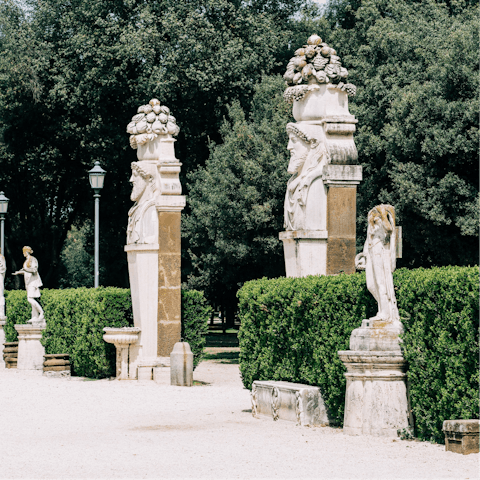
0,319 -> 5,368
280,35 -> 361,278
156,196 -> 185,360
124,99 -> 185,379
15,324 -> 45,372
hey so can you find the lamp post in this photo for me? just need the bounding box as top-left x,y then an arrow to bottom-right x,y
0,192 -> 9,256
88,162 -> 106,288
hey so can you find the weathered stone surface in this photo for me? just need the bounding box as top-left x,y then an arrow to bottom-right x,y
279,230 -> 327,277
251,381 -> 329,427
43,365 -> 71,372
338,351 -> 411,437
44,359 -> 70,367
349,319 -> 403,351
157,211 -> 182,358
326,186 -> 357,275
170,342 -> 193,387
443,420 -> 479,455
15,324 -> 45,371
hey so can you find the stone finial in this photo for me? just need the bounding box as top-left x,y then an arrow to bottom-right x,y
126,99 -> 180,150
283,34 -> 356,104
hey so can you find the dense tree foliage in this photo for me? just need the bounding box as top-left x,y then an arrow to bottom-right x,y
0,0 -> 303,287
325,0 -> 479,266
185,0 -> 478,311
183,75 -> 292,316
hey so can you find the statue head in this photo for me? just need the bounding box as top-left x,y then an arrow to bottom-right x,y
129,161 -> 157,202
368,205 -> 395,234
286,123 -> 327,176
22,246 -> 33,257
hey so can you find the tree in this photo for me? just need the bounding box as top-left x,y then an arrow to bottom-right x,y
325,0 -> 479,266
183,75 -> 292,320
0,0 -> 305,287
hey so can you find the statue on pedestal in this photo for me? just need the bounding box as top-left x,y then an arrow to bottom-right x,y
355,204 -> 400,324
12,246 -> 45,325
284,123 -> 329,231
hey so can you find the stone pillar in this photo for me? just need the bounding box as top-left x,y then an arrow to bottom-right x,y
15,324 -> 45,372
124,99 -> 185,379
156,197 -> 185,359
280,35 -> 362,278
0,320 -> 5,368
324,165 -> 362,275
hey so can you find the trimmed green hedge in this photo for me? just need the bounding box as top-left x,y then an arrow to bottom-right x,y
237,266 -> 479,442
5,287 -> 210,378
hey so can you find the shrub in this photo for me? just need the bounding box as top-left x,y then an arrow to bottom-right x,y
4,287 -> 210,378
181,289 -> 212,369
238,266 -> 479,440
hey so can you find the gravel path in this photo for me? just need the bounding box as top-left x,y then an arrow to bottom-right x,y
0,354 -> 477,480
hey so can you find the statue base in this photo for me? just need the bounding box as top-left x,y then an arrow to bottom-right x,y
279,230 -> 328,277
349,318 -> 404,352
15,324 -> 46,371
338,351 -> 412,437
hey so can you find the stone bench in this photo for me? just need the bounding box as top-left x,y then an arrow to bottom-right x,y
443,419 -> 479,455
43,354 -> 71,378
3,342 -> 18,369
251,380 -> 329,427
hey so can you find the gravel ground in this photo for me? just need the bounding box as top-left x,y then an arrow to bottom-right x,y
0,352 -> 478,480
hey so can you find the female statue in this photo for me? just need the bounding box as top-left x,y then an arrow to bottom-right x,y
355,205 -> 400,324
13,246 -> 45,324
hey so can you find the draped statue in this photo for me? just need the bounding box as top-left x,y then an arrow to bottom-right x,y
355,205 -> 400,324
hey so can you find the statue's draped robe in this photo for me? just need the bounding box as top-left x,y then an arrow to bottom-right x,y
364,221 -> 399,322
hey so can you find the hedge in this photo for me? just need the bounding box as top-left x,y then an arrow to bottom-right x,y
237,266 -> 479,442
4,287 -> 211,378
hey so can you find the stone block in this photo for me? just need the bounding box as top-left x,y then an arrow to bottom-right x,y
170,342 -> 193,387
251,381 -> 329,426
279,230 -> 328,277
443,420 -> 479,455
349,319 -> 403,351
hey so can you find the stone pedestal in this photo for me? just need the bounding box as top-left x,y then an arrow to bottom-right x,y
0,319 -> 5,368
15,324 -> 46,372
338,351 -> 411,437
170,342 -> 193,387
125,244 -> 159,370
279,230 -> 328,277
251,380 -> 329,426
443,420 -> 479,455
103,327 -> 141,380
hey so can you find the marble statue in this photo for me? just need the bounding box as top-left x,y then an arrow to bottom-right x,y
284,123 -> 329,231
355,205 -> 400,324
12,246 -> 45,324
0,254 -> 6,319
127,161 -> 158,245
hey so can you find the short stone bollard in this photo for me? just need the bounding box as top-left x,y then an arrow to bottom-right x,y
443,420 -> 479,455
170,342 -> 193,387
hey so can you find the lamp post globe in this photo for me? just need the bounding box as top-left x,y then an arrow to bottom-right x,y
88,162 -> 106,288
